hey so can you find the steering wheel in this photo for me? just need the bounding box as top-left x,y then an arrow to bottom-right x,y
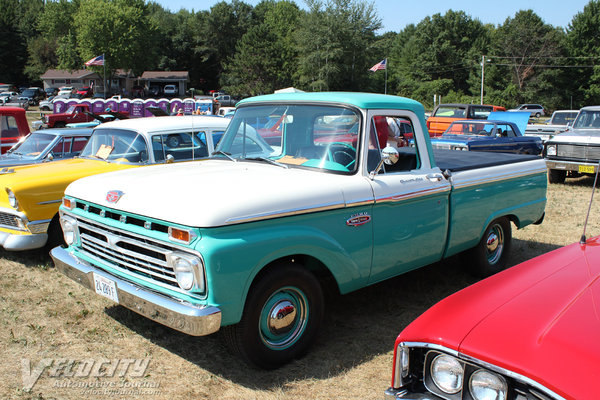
166,134 -> 181,148
326,142 -> 356,169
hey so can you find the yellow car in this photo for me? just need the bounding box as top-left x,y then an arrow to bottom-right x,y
0,115 -> 229,250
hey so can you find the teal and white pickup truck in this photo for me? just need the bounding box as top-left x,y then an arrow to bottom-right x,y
51,92 -> 547,369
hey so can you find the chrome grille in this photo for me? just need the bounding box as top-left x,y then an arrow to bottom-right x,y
74,216 -> 181,290
557,144 -> 600,161
0,212 -> 20,228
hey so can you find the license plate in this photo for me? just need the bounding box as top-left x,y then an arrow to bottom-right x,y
93,273 -> 119,303
578,165 -> 595,174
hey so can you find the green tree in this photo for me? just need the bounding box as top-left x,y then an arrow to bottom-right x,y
491,10 -> 565,107
295,0 -> 381,91
566,0 -> 600,105
74,0 -> 157,76
0,0 -> 28,83
222,0 -> 302,95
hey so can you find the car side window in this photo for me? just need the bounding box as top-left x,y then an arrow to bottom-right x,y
367,115 -> 420,174
51,138 -> 66,157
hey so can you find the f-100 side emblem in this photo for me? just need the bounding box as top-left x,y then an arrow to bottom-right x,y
346,213 -> 371,227
106,190 -> 124,203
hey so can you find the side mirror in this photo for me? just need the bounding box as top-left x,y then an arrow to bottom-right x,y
165,154 -> 174,163
369,146 -> 399,179
45,152 -> 54,161
382,145 -> 399,165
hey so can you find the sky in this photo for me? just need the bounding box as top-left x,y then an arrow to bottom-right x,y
154,0 -> 592,33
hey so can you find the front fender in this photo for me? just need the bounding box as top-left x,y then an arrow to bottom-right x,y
198,215 -> 373,326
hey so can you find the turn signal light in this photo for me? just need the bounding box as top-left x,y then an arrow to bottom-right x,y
168,227 -> 196,244
62,198 -> 73,210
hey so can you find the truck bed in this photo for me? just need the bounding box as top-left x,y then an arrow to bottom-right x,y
395,148 -> 541,172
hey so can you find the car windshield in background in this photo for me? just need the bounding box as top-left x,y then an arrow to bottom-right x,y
552,112 -> 578,125
80,129 -> 148,163
434,106 -> 466,118
8,133 -> 56,158
445,122 -> 494,136
215,104 -> 361,173
572,110 -> 600,129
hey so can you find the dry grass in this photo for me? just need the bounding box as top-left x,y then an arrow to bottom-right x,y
1,177 -> 599,400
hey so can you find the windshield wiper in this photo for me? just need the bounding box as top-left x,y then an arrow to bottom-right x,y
211,150 -> 237,162
245,156 -> 288,169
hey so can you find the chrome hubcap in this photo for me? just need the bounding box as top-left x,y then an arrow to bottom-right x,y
486,225 -> 504,264
267,300 -> 297,335
259,287 -> 308,350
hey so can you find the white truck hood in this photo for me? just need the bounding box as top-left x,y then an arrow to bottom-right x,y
65,160 -> 366,227
549,128 -> 600,145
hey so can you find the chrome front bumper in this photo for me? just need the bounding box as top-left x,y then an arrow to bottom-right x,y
545,159 -> 599,173
51,246 -> 222,336
0,230 -> 48,251
384,387 -> 440,400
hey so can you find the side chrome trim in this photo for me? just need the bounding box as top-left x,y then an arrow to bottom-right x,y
398,342 -> 566,400
224,200 -> 347,224
36,199 -> 62,205
375,185 -> 450,204
452,166 -> 547,190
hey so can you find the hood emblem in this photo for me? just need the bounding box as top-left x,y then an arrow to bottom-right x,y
346,213 -> 371,227
106,190 -> 124,203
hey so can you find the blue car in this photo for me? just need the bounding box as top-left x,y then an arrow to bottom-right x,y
429,119 -> 543,155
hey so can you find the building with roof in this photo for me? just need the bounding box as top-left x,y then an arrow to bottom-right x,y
139,71 -> 189,97
41,69 -> 190,98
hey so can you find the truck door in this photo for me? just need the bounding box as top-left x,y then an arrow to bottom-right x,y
365,110 -> 451,283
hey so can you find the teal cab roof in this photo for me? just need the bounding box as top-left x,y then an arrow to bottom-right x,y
237,92 -> 425,115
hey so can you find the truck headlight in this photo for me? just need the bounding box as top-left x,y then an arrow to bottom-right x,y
6,188 -> 18,209
60,215 -> 79,245
430,354 -> 464,394
546,145 -> 557,156
469,370 -> 507,400
167,252 -> 204,291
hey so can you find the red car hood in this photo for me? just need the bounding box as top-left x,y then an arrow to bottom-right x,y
399,237 -> 600,398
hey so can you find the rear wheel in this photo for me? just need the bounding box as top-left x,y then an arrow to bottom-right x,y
548,169 -> 566,184
222,263 -> 324,369
467,217 -> 512,278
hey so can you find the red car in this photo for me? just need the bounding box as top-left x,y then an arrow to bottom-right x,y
385,235 -> 600,400
76,86 -> 93,98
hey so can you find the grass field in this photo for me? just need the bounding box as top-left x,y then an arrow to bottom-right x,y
1,154 -> 598,399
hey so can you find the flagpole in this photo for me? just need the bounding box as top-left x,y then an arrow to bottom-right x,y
384,58 -> 388,95
103,53 -> 106,98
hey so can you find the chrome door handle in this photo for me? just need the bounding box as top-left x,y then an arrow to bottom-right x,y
426,173 -> 444,182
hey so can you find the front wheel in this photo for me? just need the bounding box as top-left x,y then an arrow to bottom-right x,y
466,217 -> 512,278
222,263 -> 324,369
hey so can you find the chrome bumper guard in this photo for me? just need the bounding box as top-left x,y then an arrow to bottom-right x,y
384,387 -> 439,400
51,246 -> 221,336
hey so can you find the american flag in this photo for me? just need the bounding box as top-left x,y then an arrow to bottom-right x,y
369,59 -> 386,72
85,54 -> 104,66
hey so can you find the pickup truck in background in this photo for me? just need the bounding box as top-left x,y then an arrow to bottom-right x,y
214,94 -> 238,107
544,105 -> 600,183
52,92 -> 547,369
525,109 -> 579,142
426,103 -> 504,136
0,106 -> 30,153
41,103 -> 95,128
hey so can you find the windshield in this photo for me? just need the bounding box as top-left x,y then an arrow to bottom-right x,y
551,112 -> 577,125
80,129 -> 148,163
8,133 -> 55,158
215,104 -> 361,173
446,122 -> 494,136
434,106 -> 466,118
572,110 -> 600,129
